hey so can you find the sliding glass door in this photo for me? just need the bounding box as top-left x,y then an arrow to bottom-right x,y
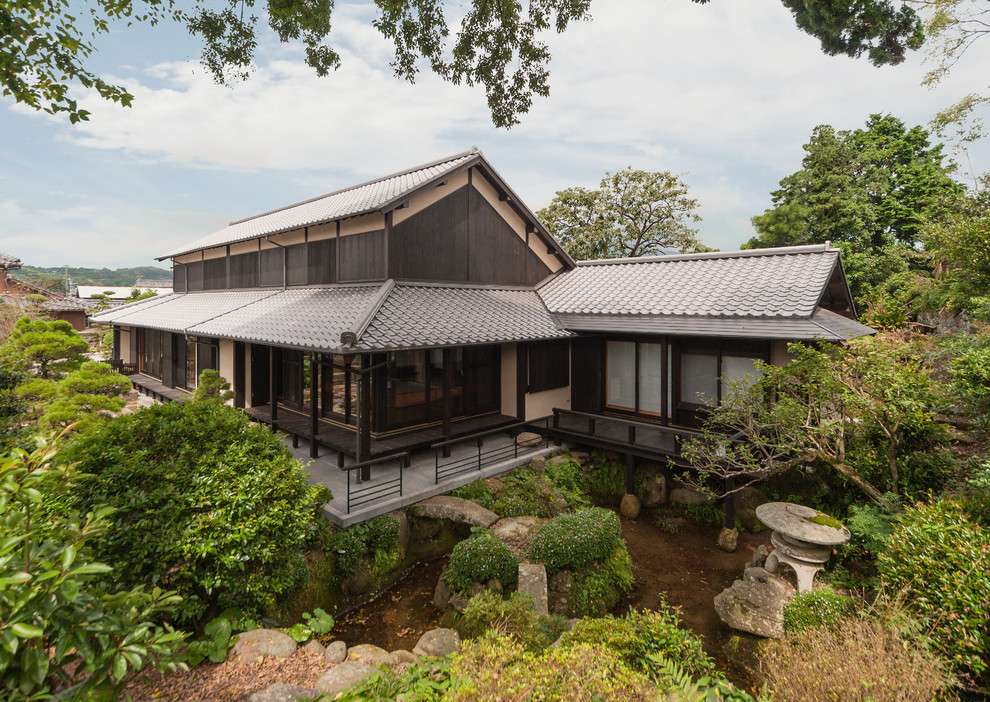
605,340 -> 666,419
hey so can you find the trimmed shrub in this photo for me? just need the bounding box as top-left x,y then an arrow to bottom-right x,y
783,585 -> 856,634
878,499 -> 990,679
460,591 -> 569,652
62,401 -> 332,623
528,507 -> 621,574
445,531 -> 519,592
760,616 -> 956,702
571,544 -> 635,616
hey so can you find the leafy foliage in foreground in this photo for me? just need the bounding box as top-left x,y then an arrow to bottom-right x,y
878,499 -> 990,680
62,401 -> 332,623
0,438 -> 184,701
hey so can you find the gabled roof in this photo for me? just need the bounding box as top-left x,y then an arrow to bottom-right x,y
537,244 -> 872,341
0,253 -> 21,268
92,282 -> 569,352
158,148 -> 576,268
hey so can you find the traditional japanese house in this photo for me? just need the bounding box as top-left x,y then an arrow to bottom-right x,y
93,149 -> 873,520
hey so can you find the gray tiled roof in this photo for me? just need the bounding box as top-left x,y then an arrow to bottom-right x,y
91,291 -> 273,332
189,287 -> 382,349
93,283 -> 569,352
160,151 -> 480,259
0,253 -> 21,268
539,245 -> 839,318
358,285 -> 569,350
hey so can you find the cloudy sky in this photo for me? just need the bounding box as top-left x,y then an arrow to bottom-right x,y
1,0 -> 987,270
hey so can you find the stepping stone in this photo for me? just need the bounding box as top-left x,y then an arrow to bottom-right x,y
346,643 -> 392,667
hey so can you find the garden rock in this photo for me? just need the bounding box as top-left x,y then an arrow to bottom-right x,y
548,570 -> 573,616
619,493 -> 642,520
639,474 -> 668,508
413,496 -> 500,527
669,486 -> 714,505
390,649 -> 419,666
391,509 -> 410,558
466,582 -> 486,598
314,661 -> 375,695
229,629 -> 298,665
518,563 -> 549,615
516,431 -> 543,447
714,566 -> 795,639
485,578 -> 504,595
717,527 -> 739,553
413,628 -> 461,657
247,682 -> 317,702
434,576 -> 453,610
302,639 -> 325,656
324,640 -> 347,664
746,544 -> 770,570
570,451 -> 591,466
346,643 -> 392,667
449,592 -> 470,613
530,454 -> 549,473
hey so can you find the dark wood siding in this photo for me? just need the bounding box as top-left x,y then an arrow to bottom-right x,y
526,339 -> 570,393
387,184 -> 552,285
203,258 -> 226,290
307,238 -> 336,285
339,230 -> 386,282
570,336 -> 603,412
230,251 -> 259,288
172,264 -> 187,293
286,243 -> 308,286
260,248 -> 283,287
390,186 -> 470,281
161,332 -> 175,388
186,261 -> 204,291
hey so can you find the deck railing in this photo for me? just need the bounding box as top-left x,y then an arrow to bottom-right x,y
432,416 -> 552,484
551,408 -> 711,462
340,452 -> 410,514
103,359 -> 137,375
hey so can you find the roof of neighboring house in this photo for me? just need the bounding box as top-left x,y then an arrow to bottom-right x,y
0,253 -> 21,268
160,150 -> 481,260
91,282 -> 569,352
135,278 -> 173,288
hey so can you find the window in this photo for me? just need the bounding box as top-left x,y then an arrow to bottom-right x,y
678,349 -> 765,408
606,340 -> 665,417
527,339 -> 569,393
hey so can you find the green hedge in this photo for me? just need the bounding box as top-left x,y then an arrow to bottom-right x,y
528,507 -> 621,574
445,531 -> 519,592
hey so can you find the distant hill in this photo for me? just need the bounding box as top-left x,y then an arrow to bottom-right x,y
16,265 -> 172,293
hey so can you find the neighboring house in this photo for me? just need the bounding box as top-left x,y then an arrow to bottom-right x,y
0,252 -> 89,331
76,284 -> 172,307
93,149 -> 873,505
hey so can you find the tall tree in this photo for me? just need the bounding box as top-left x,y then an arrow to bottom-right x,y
538,168 -> 710,260
2,0 -> 591,128
746,114 -> 964,302
0,317 -> 89,379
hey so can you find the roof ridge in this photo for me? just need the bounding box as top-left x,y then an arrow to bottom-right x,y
341,280 -> 395,347
228,149 -> 480,226
575,243 -> 833,266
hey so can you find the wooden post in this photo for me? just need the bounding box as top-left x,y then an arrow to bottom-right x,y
269,347 -> 277,427
442,347 -> 452,458
724,476 -> 736,529
309,352 -> 319,458
625,453 -> 635,494
359,360 -> 371,480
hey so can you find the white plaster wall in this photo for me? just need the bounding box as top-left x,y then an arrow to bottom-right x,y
202,246 -> 226,261
119,328 -> 132,363
525,385 -> 570,420
340,213 -> 385,237
770,340 -> 797,367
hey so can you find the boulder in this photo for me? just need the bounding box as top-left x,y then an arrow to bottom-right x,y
389,649 -> 419,666
346,643 -> 393,667
669,486 -> 714,505
413,496 -> 500,528
548,493 -> 570,517
516,431 -> 543,448
247,682 -> 318,702
619,493 -> 642,520
302,639 -> 326,657
466,582 -> 486,598
314,661 -> 376,696
529,455 -> 549,473
324,640 -> 347,664
569,451 -> 591,467
517,563 -> 549,615
390,509 -> 410,558
485,578 -> 504,595
413,628 -> 461,657
734,486 -> 770,532
713,567 -> 795,639
229,629 -> 298,665
639,474 -> 668,508
717,527 -> 739,553
434,576 -> 453,611
548,570 -> 573,616
491,515 -> 545,541
746,544 -> 770,570
449,592 -> 470,613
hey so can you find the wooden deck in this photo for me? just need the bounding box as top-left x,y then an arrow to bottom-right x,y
128,374 -> 192,403
244,404 -> 518,461
549,408 -> 704,465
